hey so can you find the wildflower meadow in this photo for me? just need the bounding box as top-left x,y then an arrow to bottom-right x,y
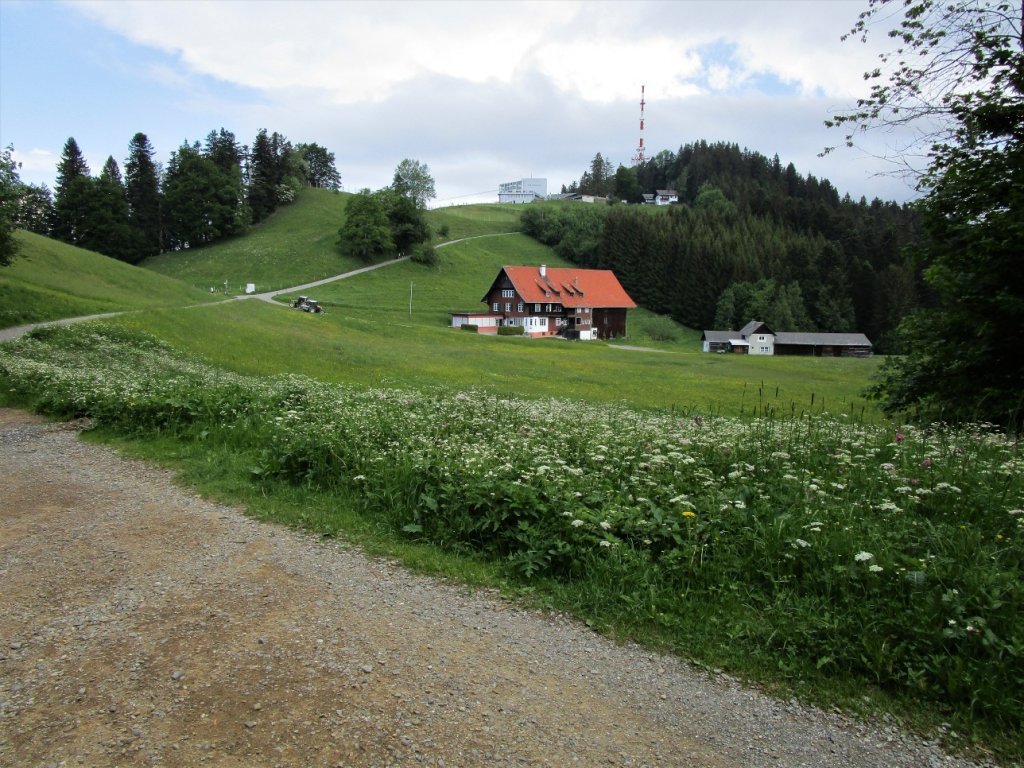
2,325 -> 1021,753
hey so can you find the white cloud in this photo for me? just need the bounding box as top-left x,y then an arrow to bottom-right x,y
11,148 -> 58,179
72,0 -> 882,104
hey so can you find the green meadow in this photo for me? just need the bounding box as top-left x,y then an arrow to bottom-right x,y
114,232 -> 881,418
0,230 -> 217,328
3,196 -> 1020,762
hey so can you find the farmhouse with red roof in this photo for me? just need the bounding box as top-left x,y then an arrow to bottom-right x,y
451,265 -> 637,340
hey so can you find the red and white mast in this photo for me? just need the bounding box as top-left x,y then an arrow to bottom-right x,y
632,84 -> 646,165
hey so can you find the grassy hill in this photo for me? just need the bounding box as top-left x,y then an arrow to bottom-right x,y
425,203 -> 523,240
0,231 -> 217,329
112,231 -> 881,417
141,187 -> 359,293
2,192 -> 881,416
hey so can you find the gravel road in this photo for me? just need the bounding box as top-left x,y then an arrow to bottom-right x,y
0,408 -> 993,767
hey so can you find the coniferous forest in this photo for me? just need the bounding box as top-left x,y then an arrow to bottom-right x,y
11,129 -> 341,265
526,141 -> 920,352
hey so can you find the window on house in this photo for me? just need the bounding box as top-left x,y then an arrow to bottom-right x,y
504,303 -> 511,312
534,304 -> 541,312
502,289 -> 515,298
492,302 -> 499,312
760,346 -> 770,353
517,302 -> 524,312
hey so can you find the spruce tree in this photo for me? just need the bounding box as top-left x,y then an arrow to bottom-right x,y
52,137 -> 91,243
125,132 -> 163,258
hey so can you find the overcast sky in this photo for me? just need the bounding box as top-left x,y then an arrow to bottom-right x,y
1,0 -> 920,206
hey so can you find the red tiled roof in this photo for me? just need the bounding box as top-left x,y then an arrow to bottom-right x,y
489,266 -> 636,309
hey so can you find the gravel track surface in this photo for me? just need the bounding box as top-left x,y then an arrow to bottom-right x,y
0,408 -> 992,767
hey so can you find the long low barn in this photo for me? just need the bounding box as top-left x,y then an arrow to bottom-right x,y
702,321 -> 872,357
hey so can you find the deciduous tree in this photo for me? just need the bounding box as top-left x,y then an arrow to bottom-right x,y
835,0 -> 1024,426
392,159 -> 435,208
336,189 -> 394,262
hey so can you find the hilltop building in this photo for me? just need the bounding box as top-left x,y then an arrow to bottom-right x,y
451,264 -> 636,340
498,178 -> 547,204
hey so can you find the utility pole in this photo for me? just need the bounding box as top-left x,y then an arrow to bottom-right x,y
409,281 -> 415,318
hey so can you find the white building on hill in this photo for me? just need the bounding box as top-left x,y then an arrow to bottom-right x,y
499,178 -> 547,204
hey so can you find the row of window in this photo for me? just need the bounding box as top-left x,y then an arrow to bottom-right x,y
492,300 -> 591,315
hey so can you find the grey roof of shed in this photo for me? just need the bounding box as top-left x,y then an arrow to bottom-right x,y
774,332 -> 872,347
701,330 -> 735,343
738,320 -> 774,338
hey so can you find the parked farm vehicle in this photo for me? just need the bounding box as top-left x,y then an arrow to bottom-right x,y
290,296 -> 324,313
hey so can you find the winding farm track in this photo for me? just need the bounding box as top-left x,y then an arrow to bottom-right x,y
0,232 -> 521,343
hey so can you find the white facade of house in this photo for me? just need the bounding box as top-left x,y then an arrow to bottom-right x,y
748,331 -> 775,355
498,178 -> 547,204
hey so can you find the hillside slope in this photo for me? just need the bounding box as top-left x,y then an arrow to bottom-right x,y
142,188 -> 357,292
0,231 -> 216,329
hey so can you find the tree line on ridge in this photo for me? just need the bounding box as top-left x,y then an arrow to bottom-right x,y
528,141 -> 920,353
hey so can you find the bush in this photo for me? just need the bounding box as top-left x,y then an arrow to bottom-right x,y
437,224 -> 450,239
410,243 -> 438,267
637,314 -> 680,342
497,325 -> 524,336
460,324 -> 478,332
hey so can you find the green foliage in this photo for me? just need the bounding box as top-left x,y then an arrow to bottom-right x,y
715,279 -> 814,331
496,325 -> 524,336
612,164 -> 644,203
377,186 -> 431,254
125,132 -> 162,259
847,0 -> 1024,428
296,142 -> 342,191
410,242 -> 438,266
51,137 -> 91,245
0,146 -> 21,267
392,158 -> 436,208
3,323 -> 1022,759
163,142 -> 248,250
523,173 -> 900,335
633,313 -> 681,342
337,189 -> 395,262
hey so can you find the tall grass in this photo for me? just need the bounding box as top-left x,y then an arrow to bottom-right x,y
1,324 -> 1020,761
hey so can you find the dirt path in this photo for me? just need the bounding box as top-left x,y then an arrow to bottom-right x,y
0,409 -> 987,768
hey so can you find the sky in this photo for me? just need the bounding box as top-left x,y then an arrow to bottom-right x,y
0,0 -> 921,207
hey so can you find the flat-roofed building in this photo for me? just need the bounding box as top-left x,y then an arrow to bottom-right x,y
498,178 -> 547,204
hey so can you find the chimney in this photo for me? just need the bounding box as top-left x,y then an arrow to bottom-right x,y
540,264 -> 547,278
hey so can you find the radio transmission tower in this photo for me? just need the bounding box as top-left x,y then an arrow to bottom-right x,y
631,84 -> 646,165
